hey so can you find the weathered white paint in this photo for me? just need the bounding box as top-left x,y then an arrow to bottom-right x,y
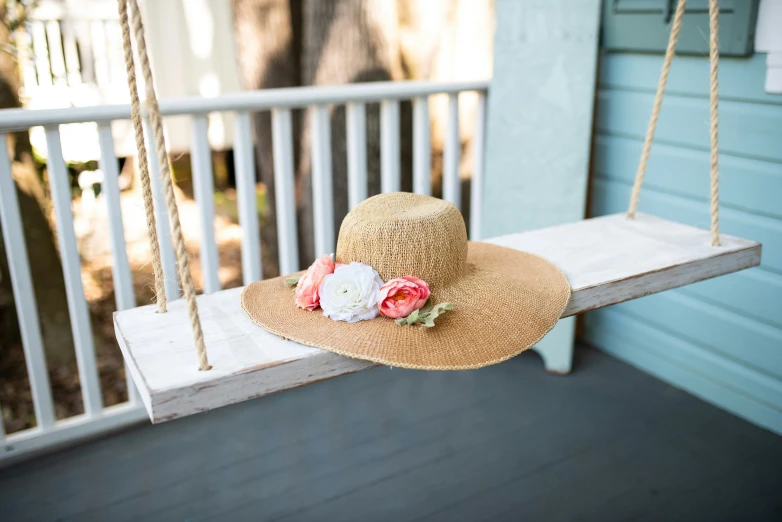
115,212 -> 761,423
482,0 -> 602,372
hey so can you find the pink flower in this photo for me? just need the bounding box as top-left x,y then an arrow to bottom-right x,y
295,254 -> 335,311
377,276 -> 431,319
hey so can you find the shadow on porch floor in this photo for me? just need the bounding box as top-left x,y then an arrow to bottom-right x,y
1,344 -> 780,521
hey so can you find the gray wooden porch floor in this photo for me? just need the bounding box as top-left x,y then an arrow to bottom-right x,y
1,345 -> 781,522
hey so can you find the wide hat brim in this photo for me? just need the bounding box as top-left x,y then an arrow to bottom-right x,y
241,242 -> 571,370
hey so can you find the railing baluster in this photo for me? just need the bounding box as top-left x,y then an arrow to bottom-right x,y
470,93 -> 487,240
412,97 -> 431,196
143,120 -> 179,300
45,127 -> 103,416
97,123 -> 140,404
233,112 -> 262,284
311,105 -> 335,257
271,108 -> 299,274
0,133 -> 56,429
380,99 -> 400,193
346,102 -> 367,209
60,20 -> 82,87
443,93 -> 461,208
31,20 -> 52,88
45,21 -> 67,86
191,114 -> 220,293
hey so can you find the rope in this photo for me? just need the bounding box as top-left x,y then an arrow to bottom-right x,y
626,0 -> 721,247
707,0 -> 721,246
117,0 -> 166,312
118,0 -> 211,370
626,0 -> 686,219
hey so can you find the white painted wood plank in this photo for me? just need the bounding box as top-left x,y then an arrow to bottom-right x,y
413,96 -> 431,196
233,112 -> 262,284
380,99 -> 400,193
311,105 -> 335,257
271,108 -> 299,274
469,93 -> 487,240
143,119 -> 179,300
97,123 -> 140,405
0,134 -> 56,429
443,93 -> 460,208
191,114 -> 220,293
346,102 -> 367,209
115,212 -> 760,423
45,127 -> 103,416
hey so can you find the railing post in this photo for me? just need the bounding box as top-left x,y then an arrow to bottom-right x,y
233,111 -> 262,284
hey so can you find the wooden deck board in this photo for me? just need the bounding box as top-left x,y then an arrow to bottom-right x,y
0,346 -> 780,522
114,213 -> 761,423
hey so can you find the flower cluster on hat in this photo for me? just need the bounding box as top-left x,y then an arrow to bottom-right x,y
319,262 -> 384,323
289,256 -> 452,327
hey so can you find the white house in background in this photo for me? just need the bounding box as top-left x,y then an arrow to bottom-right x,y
20,0 -> 242,162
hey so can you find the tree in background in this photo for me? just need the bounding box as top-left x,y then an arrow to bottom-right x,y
0,0 -> 74,366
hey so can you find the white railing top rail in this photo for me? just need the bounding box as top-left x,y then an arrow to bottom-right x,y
0,80 -> 490,131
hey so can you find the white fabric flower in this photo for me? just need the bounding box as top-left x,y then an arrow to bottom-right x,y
319,262 -> 384,323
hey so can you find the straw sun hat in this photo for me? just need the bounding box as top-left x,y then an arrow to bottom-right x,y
241,192 -> 571,370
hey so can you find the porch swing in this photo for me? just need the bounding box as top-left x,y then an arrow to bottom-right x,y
114,0 -> 760,423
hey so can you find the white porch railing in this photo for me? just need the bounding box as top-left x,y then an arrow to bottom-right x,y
0,79 -> 489,463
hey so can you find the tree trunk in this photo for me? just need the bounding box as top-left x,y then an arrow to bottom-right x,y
230,0 -> 302,278
0,18 -> 74,364
298,0 -> 405,265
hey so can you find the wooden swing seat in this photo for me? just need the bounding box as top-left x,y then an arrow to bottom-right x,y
115,212 -> 760,423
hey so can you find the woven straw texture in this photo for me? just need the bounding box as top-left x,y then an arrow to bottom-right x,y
242,193 -> 571,370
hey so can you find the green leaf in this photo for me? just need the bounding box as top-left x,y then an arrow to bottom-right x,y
285,275 -> 301,289
394,301 -> 454,328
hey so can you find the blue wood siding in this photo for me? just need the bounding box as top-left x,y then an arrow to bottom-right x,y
586,52 -> 782,434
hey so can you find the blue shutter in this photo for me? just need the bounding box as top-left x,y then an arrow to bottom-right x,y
602,0 -> 760,56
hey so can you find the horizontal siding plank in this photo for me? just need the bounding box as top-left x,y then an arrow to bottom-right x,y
594,134 -> 782,219
596,90 -> 782,163
586,311 -> 782,412
610,291 -> 782,380
590,178 -> 782,275
584,315 -> 782,435
681,268 -> 782,331
599,53 -> 782,105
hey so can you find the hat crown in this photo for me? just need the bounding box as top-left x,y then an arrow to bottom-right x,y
336,193 -> 468,288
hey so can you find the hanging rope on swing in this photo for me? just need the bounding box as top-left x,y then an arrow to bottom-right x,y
117,0 -> 211,371
627,0 -> 721,247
